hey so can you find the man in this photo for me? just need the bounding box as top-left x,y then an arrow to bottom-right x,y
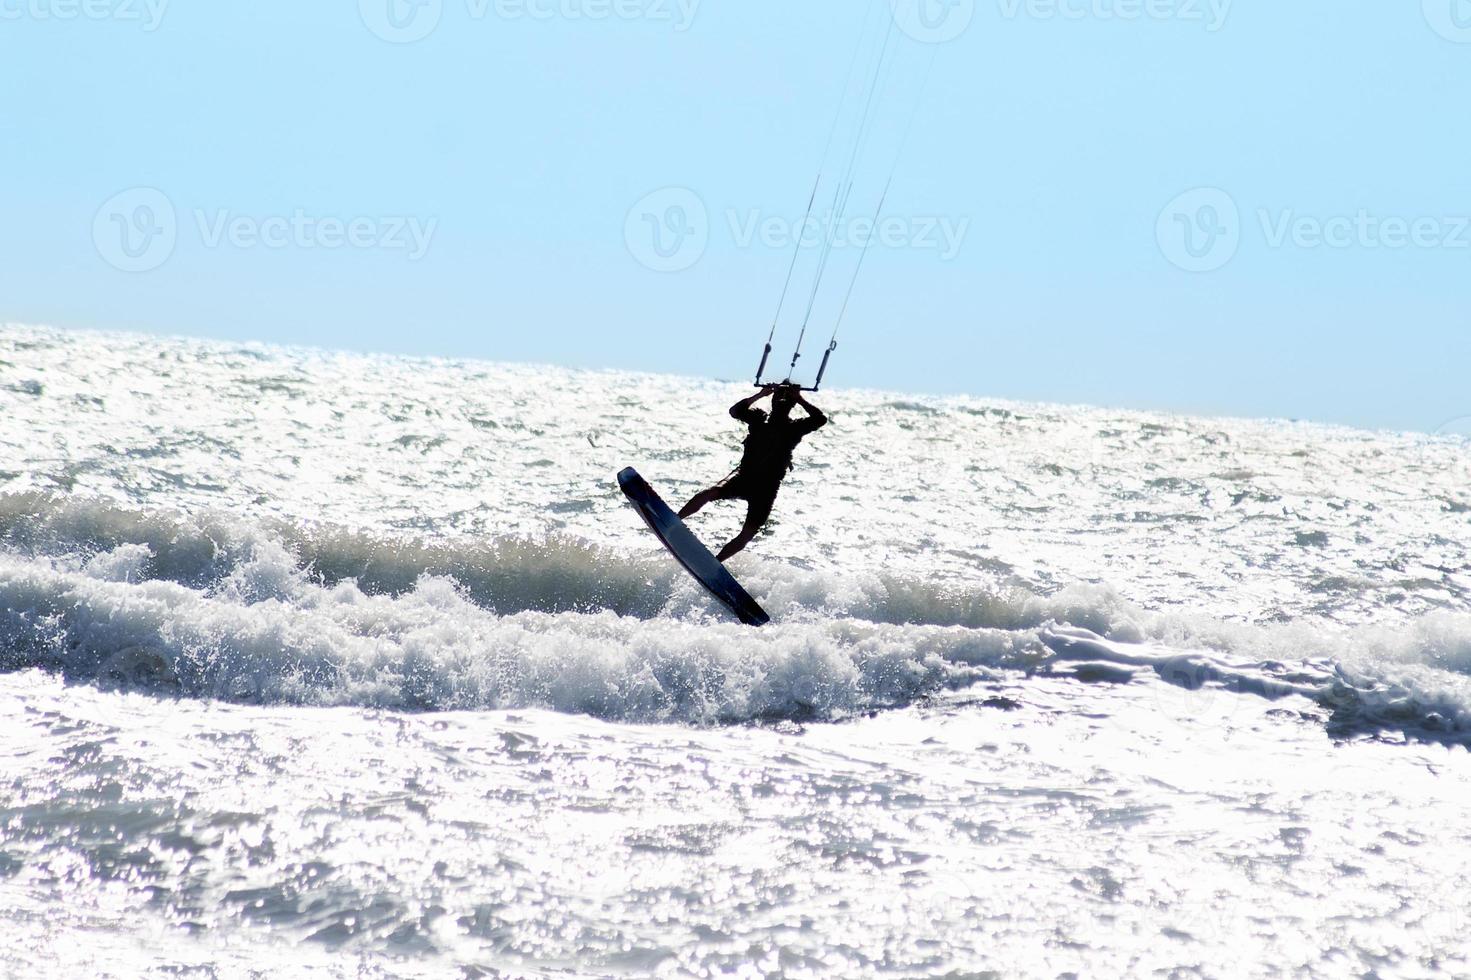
679,383 -> 828,562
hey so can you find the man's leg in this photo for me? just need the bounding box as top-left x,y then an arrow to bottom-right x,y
678,485 -> 726,520
716,495 -> 774,563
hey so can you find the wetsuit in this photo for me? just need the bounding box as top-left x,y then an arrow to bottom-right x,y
709,402 -> 826,517
678,389 -> 828,562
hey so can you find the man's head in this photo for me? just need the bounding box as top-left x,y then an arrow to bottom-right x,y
770,385 -> 799,419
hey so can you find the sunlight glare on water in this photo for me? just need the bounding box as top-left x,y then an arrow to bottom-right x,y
1,324 -> 1470,977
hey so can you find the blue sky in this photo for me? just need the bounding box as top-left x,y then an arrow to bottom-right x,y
1,0 -> 1467,431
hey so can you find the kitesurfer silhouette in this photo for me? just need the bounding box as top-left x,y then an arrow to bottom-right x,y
679,383 -> 827,562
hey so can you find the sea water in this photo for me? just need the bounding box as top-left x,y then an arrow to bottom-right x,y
1,323 -> 1469,977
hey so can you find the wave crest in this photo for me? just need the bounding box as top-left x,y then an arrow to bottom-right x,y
6,494 -> 1471,741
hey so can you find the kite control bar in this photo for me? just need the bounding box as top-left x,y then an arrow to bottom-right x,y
752,381 -> 818,394
752,339 -> 836,393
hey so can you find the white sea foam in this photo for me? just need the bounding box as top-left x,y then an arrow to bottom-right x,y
3,492 -> 1471,741
0,518 -> 1042,722
5,324 -> 1471,976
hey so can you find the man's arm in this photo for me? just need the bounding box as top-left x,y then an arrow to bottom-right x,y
792,392 -> 827,434
730,385 -> 775,424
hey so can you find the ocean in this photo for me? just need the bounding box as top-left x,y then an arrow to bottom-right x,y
2,323 -> 1469,977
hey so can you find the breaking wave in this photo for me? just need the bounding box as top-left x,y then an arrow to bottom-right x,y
3,493 -> 1471,741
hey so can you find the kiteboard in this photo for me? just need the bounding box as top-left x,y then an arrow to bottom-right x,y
617,467 -> 770,626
